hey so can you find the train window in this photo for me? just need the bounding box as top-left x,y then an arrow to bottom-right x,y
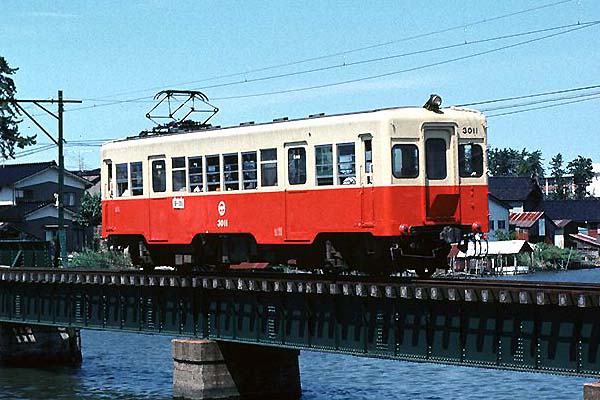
224,153 -> 240,191
260,148 -> 278,187
288,147 -> 306,185
315,145 -> 333,186
242,151 -> 257,189
206,155 -> 221,192
116,163 -> 128,196
425,138 -> 447,180
459,144 -> 483,177
152,160 -> 166,192
188,156 -> 203,192
392,145 -> 419,178
130,161 -> 143,195
337,143 -> 356,185
105,161 -> 113,198
172,157 -> 187,192
364,138 -> 373,173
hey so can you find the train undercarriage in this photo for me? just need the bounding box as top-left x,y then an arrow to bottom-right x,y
109,225 -> 479,278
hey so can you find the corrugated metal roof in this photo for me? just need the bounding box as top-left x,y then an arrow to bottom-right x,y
509,211 -> 545,228
553,219 -> 572,228
456,240 -> 533,258
569,233 -> 600,248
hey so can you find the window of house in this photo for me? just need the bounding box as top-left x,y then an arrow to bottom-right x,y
337,143 -> 356,185
224,153 -> 240,191
206,155 -> 221,192
315,144 -> 333,186
152,159 -> 166,193
489,219 -> 495,230
288,147 -> 306,185
172,157 -> 186,192
188,156 -> 203,192
498,220 -> 506,230
459,144 -> 484,177
392,144 -> 419,178
63,192 -> 76,206
539,218 -> 546,236
130,161 -> 143,195
260,148 -> 278,187
425,138 -> 447,180
116,163 -> 129,196
242,151 -> 257,189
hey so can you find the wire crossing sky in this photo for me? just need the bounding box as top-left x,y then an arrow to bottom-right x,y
1,0 -> 599,169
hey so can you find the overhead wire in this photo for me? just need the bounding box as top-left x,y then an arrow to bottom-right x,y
81,0 -> 575,101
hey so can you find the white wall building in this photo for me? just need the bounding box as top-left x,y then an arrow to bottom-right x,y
589,163 -> 600,197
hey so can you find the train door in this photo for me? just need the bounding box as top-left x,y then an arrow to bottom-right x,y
284,144 -> 310,241
423,127 -> 460,222
359,134 -> 374,227
148,156 -> 169,241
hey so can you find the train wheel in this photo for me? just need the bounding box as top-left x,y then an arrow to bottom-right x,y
415,266 -> 435,279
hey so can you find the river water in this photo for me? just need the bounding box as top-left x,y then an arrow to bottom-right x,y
1,268 -> 599,399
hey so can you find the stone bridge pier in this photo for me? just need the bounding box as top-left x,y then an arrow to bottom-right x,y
172,339 -> 301,400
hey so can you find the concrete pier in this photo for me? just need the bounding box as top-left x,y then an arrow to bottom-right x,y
172,339 -> 301,400
0,322 -> 82,366
584,382 -> 600,400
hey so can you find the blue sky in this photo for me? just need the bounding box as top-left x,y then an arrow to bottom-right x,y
1,0 -> 599,171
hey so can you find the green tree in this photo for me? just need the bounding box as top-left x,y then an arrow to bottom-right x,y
517,149 -> 544,179
567,155 -> 594,199
487,147 -> 543,178
76,192 -> 102,227
549,153 -> 568,199
0,57 -> 36,159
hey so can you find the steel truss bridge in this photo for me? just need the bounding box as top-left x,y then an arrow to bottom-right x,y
1,268 -> 599,377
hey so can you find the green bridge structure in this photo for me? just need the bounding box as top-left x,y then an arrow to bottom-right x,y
1,267 -> 599,380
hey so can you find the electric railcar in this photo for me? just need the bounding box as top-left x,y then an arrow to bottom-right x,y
101,99 -> 489,277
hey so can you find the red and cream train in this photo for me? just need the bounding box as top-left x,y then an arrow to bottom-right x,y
101,99 -> 488,276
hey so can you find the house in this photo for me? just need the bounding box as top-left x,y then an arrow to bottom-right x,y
0,161 -> 92,251
509,211 -> 556,244
488,194 -> 510,241
568,233 -> 600,262
590,163 -> 600,198
488,176 -> 543,212
538,199 -> 600,239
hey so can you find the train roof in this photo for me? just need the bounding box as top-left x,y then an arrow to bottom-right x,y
102,105 -> 485,148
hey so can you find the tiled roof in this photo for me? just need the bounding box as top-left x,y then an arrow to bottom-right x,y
0,162 -> 56,186
538,200 -> 600,222
488,176 -> 542,202
510,211 -> 545,228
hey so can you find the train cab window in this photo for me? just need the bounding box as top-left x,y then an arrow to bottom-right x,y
188,156 -> 203,192
288,147 -> 306,185
364,138 -> 373,174
459,144 -> 484,177
242,151 -> 257,189
105,160 -> 113,198
425,138 -> 447,180
392,144 -> 419,178
172,157 -> 187,192
315,144 -> 333,186
337,143 -> 356,185
130,161 -> 143,195
224,153 -> 240,191
116,163 -> 128,196
206,155 -> 221,192
152,160 -> 166,192
260,148 -> 278,187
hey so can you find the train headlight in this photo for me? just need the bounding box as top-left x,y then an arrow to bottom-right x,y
423,94 -> 442,113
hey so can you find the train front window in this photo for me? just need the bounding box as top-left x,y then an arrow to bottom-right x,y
116,163 -> 128,196
260,148 -> 278,187
172,157 -> 186,192
392,144 -> 419,178
188,156 -> 203,192
315,144 -> 333,186
152,160 -> 166,193
459,144 -> 483,177
288,147 -> 306,185
224,153 -> 240,191
337,143 -> 356,185
242,152 -> 257,189
206,155 -> 221,192
425,138 -> 447,180
130,161 -> 143,195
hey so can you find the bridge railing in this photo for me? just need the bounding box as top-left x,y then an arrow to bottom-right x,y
0,240 -> 51,269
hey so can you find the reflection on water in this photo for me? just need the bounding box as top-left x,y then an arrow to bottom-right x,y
0,268 -> 598,399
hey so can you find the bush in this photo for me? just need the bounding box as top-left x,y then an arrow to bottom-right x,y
530,242 -> 582,270
69,248 -> 134,269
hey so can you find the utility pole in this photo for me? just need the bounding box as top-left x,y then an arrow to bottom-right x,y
4,91 -> 82,267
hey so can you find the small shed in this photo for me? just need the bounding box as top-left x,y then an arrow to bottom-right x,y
568,233 -> 600,262
452,240 -> 533,275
